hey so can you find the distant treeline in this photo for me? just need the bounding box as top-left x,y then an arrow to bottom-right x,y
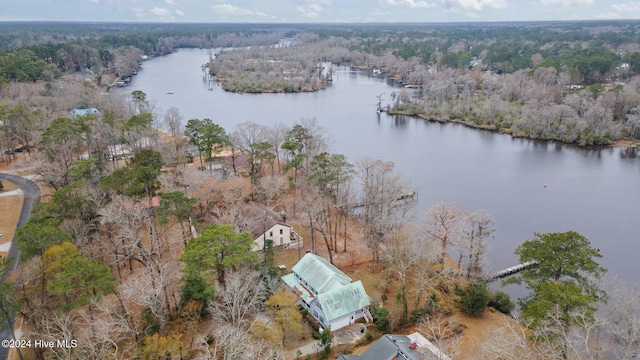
4,21 -> 640,84
5,21 -> 640,146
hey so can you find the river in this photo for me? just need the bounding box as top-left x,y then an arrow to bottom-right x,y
119,48 -> 640,293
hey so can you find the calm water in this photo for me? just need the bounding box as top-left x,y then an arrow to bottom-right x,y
121,48 -> 640,291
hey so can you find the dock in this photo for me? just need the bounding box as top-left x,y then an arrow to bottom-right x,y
340,191 -> 417,210
487,260 -> 539,281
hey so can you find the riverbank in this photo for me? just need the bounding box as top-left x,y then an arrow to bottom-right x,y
388,109 -> 640,149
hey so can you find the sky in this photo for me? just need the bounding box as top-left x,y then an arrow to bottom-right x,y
1,0 -> 640,23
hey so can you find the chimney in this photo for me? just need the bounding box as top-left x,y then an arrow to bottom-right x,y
409,338 -> 417,350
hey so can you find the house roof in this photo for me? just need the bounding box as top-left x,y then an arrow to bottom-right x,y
337,333 -> 451,360
281,272 -> 316,304
245,202 -> 290,240
292,253 -> 351,294
70,108 -> 100,117
338,335 -> 410,360
318,280 -> 370,322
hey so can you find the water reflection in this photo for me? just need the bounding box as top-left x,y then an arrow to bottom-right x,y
392,115 -> 407,128
620,147 -> 638,159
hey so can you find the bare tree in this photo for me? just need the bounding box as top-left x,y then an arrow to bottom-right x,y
457,209 -> 494,279
258,174 -> 287,205
417,314 -> 463,360
195,323 -> 285,360
599,277 -> 640,358
476,315 -> 536,360
162,107 -> 186,164
209,269 -> 266,329
355,157 -> 415,263
380,227 -> 430,321
264,122 -> 289,173
423,201 -> 463,269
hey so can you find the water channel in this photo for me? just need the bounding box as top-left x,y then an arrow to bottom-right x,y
119,48 -> 640,294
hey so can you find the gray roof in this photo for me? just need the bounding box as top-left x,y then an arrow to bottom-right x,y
337,335 -> 416,360
292,253 -> 351,294
244,202 -> 290,239
338,333 -> 452,360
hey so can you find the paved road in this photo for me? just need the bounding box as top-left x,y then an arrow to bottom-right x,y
0,173 -> 40,360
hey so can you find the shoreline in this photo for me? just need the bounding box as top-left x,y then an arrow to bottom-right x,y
388,109 -> 640,149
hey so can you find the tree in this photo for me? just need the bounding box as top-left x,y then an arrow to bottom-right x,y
507,231 -> 607,359
38,116 -> 82,189
163,107 -> 186,164
380,229 -> 429,322
231,122 -> 273,182
0,258 -> 23,360
122,112 -> 155,154
309,152 -> 354,251
179,224 -> 257,289
209,269 -> 266,328
281,124 -> 310,184
355,157 -> 415,264
56,255 -> 116,310
16,221 -> 70,260
156,191 -> 197,245
459,209 -> 494,278
101,148 -> 164,200
423,201 -> 462,268
184,118 -> 229,169
130,90 -> 148,112
461,281 -> 489,317
264,290 -> 303,348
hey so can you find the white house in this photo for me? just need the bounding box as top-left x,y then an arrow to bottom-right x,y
281,253 -> 371,331
246,202 -> 302,251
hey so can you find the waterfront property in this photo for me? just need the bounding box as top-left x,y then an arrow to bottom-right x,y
281,252 -> 371,331
245,202 -> 302,251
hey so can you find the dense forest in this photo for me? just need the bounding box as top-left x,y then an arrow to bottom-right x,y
0,21 -> 639,359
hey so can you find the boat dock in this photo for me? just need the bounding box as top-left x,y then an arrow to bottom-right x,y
487,260 -> 539,281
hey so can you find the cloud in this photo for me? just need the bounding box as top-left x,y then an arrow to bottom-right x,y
296,3 -> 324,18
595,11 -> 622,19
151,7 -> 170,16
164,0 -> 176,4
131,7 -> 145,18
175,9 -> 185,16
612,2 -> 640,12
88,0 -> 99,3
442,0 -> 507,11
540,0 -> 593,4
382,0 -> 437,8
210,4 -> 269,18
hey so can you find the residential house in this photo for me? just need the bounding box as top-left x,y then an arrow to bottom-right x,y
245,202 -> 302,251
70,108 -> 100,117
337,332 -> 452,360
281,252 -> 371,331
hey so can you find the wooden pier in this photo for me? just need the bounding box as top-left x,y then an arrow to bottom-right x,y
340,191 -> 417,210
487,260 -> 539,281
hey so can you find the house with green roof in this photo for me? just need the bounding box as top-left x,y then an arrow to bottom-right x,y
281,252 -> 372,331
